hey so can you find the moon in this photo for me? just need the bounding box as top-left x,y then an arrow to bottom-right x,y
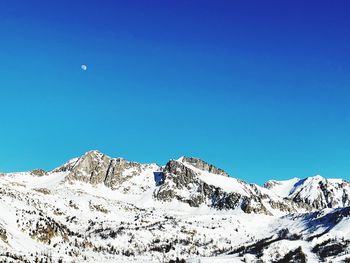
81,64 -> 88,71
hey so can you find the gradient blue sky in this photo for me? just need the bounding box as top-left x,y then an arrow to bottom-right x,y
1,1 -> 350,184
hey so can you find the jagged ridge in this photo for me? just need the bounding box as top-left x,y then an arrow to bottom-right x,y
1,150 -> 350,262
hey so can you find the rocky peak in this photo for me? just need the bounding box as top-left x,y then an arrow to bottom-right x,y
84,149 -> 105,158
263,180 -> 277,189
51,157 -> 79,173
55,150 -> 160,191
178,156 -> 229,177
64,150 -> 112,185
289,176 -> 350,209
48,151 -> 350,214
30,169 -> 47,177
155,159 -> 284,215
265,175 -> 350,210
155,159 -> 239,209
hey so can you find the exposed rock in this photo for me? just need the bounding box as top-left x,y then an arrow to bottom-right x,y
274,247 -> 307,263
265,176 -> 350,211
33,188 -> 51,195
61,150 -> 157,190
50,151 -> 350,216
312,239 -> 350,259
241,197 -> 272,215
65,150 -> 112,184
180,156 -> 229,177
211,188 -> 242,210
2,150 -> 350,262
154,160 -> 207,207
0,225 -> 8,243
155,160 -> 273,214
30,169 -> 46,177
290,177 -> 350,210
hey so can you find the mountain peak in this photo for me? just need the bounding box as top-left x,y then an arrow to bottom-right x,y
306,174 -> 324,181
2,156 -> 350,262
83,149 -> 107,158
177,156 -> 229,177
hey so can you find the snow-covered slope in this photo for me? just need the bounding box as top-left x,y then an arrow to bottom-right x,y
0,151 -> 349,262
264,177 -> 300,197
265,175 -> 350,209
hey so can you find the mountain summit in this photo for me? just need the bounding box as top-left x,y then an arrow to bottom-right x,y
0,150 -> 349,262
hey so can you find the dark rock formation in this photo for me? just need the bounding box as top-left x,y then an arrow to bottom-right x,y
57,150 -> 158,190
180,157 -> 229,177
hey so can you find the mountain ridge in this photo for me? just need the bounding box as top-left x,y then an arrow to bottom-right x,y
1,150 -> 350,262
49,150 -> 350,213
3,150 -> 350,213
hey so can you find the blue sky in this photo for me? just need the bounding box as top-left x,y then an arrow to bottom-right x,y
0,1 -> 350,184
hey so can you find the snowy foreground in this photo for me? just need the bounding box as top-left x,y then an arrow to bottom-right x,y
0,150 -> 350,262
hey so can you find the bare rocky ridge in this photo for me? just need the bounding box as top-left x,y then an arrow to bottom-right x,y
56,153 -> 301,215
60,150 -> 160,190
51,151 -> 350,214
179,156 -> 229,177
30,169 -> 46,177
156,159 -> 276,215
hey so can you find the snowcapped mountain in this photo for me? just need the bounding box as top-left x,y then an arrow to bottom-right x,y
0,150 -> 349,262
265,175 -> 350,209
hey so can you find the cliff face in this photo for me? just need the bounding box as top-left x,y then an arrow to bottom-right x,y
58,150 -> 160,191
179,156 -> 229,177
154,159 -> 272,215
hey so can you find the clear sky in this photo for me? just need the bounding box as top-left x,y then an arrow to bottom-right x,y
1,1 -> 350,184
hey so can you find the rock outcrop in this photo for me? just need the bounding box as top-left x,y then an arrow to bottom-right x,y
31,169 -> 46,177
179,156 -> 229,177
55,150 -> 160,190
154,159 -> 280,215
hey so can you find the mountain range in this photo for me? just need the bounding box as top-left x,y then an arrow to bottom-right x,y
0,150 -> 349,262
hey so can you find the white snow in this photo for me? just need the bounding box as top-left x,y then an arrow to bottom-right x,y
265,177 -> 300,197
0,158 -> 349,262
